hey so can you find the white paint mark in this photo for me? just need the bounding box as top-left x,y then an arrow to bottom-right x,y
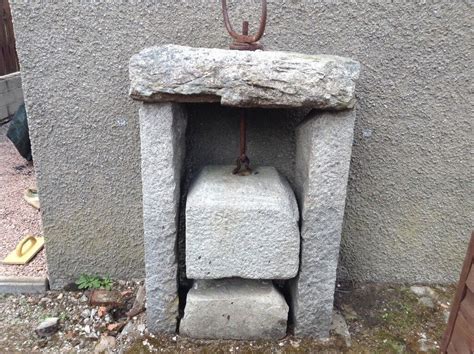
116,117 -> 128,127
362,128 -> 373,139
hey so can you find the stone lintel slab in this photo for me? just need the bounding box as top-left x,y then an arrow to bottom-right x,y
291,109 -> 356,338
185,166 -> 300,279
140,102 -> 187,333
129,44 -> 360,109
180,279 -> 289,340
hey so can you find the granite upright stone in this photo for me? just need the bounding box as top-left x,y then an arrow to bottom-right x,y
291,109 -> 356,338
185,166 -> 300,279
140,103 -> 187,333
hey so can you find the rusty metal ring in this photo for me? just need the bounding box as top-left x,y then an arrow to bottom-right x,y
221,0 -> 267,43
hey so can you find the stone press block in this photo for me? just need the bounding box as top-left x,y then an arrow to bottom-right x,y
185,165 -> 300,279
180,279 -> 289,340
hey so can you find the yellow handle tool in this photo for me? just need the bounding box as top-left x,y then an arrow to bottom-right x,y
15,236 -> 37,257
2,235 -> 44,265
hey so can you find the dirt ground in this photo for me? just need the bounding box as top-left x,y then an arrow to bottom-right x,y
0,282 -> 455,353
0,121 -> 45,278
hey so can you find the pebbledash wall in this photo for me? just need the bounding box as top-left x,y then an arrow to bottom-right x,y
10,1 -> 471,288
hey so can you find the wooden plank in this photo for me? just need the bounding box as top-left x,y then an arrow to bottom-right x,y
4,0 -> 18,73
0,0 -> 19,75
460,289 -> 474,323
447,341 -> 458,354
451,319 -> 471,354
441,232 -> 474,353
0,1 -> 8,75
466,265 -> 474,292
455,311 -> 474,351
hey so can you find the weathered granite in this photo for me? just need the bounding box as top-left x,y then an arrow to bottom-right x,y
185,166 -> 300,279
130,45 -> 360,109
140,103 -> 187,333
291,109 -> 356,338
180,279 -> 288,340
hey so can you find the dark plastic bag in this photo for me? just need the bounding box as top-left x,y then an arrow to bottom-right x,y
6,103 -> 32,161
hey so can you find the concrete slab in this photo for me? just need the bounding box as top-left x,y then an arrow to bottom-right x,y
0,276 -> 49,294
185,166 -> 300,279
180,279 -> 288,340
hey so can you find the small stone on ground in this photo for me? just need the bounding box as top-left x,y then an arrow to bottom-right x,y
94,335 -> 116,353
35,317 -> 59,337
418,296 -> 435,308
331,310 -> 351,347
410,285 -> 438,300
89,290 -> 124,307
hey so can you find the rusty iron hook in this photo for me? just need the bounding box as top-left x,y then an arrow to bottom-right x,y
221,0 -> 267,45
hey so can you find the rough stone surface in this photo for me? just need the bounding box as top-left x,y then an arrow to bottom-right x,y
94,335 -> 116,353
35,317 -> 60,337
291,109 -> 356,338
418,297 -> 435,309
180,279 -> 288,340
130,45 -> 359,109
89,290 -> 124,307
185,166 -> 299,279
10,2 -> 471,285
410,285 -> 438,300
331,311 -> 352,347
140,103 -> 187,333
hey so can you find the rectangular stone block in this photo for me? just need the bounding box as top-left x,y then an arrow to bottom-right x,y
185,166 -> 300,279
291,109 -> 356,338
180,279 -> 288,340
0,72 -> 23,119
140,102 -> 187,333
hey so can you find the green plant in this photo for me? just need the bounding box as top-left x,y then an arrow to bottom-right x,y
101,276 -> 113,291
75,274 -> 113,290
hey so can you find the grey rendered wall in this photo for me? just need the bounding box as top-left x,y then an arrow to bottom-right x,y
10,1 -> 471,287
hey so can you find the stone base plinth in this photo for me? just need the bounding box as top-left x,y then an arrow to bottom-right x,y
180,279 -> 288,340
185,166 -> 300,279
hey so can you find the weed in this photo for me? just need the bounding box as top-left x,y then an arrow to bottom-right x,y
75,274 -> 114,290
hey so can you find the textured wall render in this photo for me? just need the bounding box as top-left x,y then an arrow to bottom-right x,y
10,1 -> 472,286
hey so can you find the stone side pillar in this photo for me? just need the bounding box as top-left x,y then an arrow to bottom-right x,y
139,103 -> 187,333
291,109 -> 356,338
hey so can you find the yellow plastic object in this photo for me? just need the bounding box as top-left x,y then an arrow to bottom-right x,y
2,236 -> 44,265
23,188 -> 40,210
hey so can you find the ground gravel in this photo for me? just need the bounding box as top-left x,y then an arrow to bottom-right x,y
0,282 -> 455,353
0,122 -> 45,278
